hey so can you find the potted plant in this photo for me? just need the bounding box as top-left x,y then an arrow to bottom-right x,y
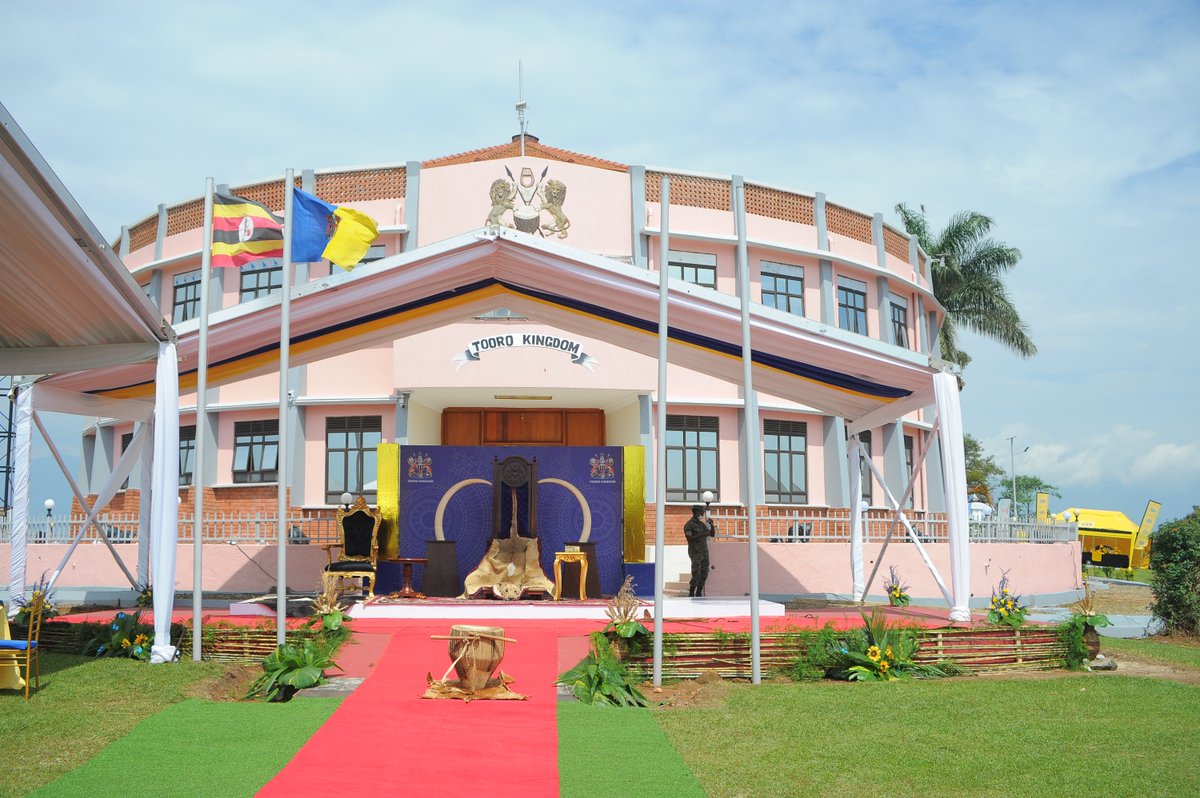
1071,580 -> 1111,658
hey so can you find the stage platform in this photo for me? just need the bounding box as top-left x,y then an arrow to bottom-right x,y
307,595 -> 789,621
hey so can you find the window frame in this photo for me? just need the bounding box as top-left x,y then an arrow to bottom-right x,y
856,430 -> 873,505
239,260 -> 283,303
171,269 -> 201,324
232,419 -> 279,484
837,276 -> 868,335
120,431 -> 133,490
667,250 -> 718,289
324,415 -> 382,504
760,261 -> 805,317
763,418 -> 807,504
179,424 -> 196,487
665,414 -> 720,503
889,293 -> 909,348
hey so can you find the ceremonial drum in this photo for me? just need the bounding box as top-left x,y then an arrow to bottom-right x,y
448,624 -> 506,691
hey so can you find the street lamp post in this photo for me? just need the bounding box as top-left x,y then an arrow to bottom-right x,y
43,498 -> 55,542
1007,437 -> 1029,518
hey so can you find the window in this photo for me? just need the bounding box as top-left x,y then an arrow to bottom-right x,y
761,262 -> 804,316
904,434 -> 915,508
856,430 -> 873,505
890,294 -> 909,348
120,432 -> 133,490
325,416 -> 382,504
239,260 -> 282,302
837,276 -> 868,335
665,415 -> 719,502
667,250 -> 717,289
172,269 -> 201,323
179,425 -> 196,487
357,243 -> 386,267
763,419 -> 807,504
232,420 -> 278,483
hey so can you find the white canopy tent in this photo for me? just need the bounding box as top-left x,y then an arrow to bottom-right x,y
0,102 -> 180,663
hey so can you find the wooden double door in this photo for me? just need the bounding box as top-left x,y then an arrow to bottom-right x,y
442,407 -> 605,447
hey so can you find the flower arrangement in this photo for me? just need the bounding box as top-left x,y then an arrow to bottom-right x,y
882,566 -> 911,607
14,573 -> 59,626
987,574 -> 1027,628
833,607 -> 952,681
135,583 -> 154,609
84,611 -> 154,661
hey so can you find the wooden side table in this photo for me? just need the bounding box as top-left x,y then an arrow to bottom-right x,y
553,551 -> 589,601
386,557 -> 428,599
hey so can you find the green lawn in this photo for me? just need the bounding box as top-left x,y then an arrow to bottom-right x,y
652,676 -> 1200,798
1102,636 -> 1200,669
0,652 -> 230,798
558,703 -> 704,798
31,698 -> 339,798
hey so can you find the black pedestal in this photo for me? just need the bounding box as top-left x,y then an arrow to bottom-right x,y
421,540 -> 460,597
559,540 -> 601,599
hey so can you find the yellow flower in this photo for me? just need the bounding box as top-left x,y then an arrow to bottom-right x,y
120,638 -> 131,648
134,634 -> 149,645
867,645 -> 881,661
999,608 -> 1009,616
880,660 -> 890,672
885,646 -> 894,659
1002,587 -> 1010,594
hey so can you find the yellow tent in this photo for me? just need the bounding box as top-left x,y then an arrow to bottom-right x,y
1059,504 -> 1158,569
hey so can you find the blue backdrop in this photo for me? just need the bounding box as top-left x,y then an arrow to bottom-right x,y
397,445 -> 625,595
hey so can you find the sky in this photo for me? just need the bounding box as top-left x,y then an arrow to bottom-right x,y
2,1 -> 1197,524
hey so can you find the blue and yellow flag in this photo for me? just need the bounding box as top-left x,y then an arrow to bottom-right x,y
290,188 -> 380,270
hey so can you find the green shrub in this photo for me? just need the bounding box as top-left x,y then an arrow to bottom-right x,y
557,631 -> 649,707
1149,506 -> 1200,635
245,638 -> 341,702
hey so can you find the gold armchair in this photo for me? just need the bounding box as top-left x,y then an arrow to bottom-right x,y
0,589 -> 45,699
322,496 -> 382,600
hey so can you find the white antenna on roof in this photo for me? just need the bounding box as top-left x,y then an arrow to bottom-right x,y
516,60 -> 528,157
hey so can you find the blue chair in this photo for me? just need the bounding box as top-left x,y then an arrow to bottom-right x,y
1,590 -> 44,699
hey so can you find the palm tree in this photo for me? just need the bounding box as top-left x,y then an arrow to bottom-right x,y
895,204 -> 1036,368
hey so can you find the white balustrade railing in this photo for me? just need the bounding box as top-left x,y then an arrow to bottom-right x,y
706,507 -> 1077,544
0,512 -> 343,545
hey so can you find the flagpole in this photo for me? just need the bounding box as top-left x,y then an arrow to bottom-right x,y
277,169 -> 295,647
653,175 -> 670,687
193,178 -> 214,661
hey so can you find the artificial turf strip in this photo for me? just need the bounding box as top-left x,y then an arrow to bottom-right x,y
558,703 -> 705,798
32,698 -> 340,798
655,676 -> 1200,798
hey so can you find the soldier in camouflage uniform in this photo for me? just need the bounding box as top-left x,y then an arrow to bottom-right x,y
684,504 -> 715,597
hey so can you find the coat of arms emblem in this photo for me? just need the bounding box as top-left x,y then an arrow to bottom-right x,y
484,165 -> 570,239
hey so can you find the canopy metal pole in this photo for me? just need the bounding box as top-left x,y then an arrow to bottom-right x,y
733,176 -> 761,684
193,178 -> 213,661
652,175 -> 670,687
276,169 -> 295,646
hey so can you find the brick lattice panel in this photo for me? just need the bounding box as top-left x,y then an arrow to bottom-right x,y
127,218 -> 157,251
825,202 -> 873,244
315,167 -> 406,205
745,184 -> 815,226
166,198 -> 204,238
232,180 -> 286,213
645,171 -> 732,212
882,225 -> 909,261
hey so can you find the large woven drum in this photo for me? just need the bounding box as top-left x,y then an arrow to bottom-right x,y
449,624 -> 506,691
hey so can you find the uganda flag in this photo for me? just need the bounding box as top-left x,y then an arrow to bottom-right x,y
211,192 -> 284,268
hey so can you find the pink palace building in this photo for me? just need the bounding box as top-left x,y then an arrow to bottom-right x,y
53,134 -> 1076,602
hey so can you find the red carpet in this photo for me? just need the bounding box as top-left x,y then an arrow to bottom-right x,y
257,618 -> 599,798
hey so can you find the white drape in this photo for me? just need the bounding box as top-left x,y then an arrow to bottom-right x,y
149,342 -> 180,663
934,371 -> 972,622
6,388 -> 32,611
847,436 -> 864,600
137,421 -> 153,588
